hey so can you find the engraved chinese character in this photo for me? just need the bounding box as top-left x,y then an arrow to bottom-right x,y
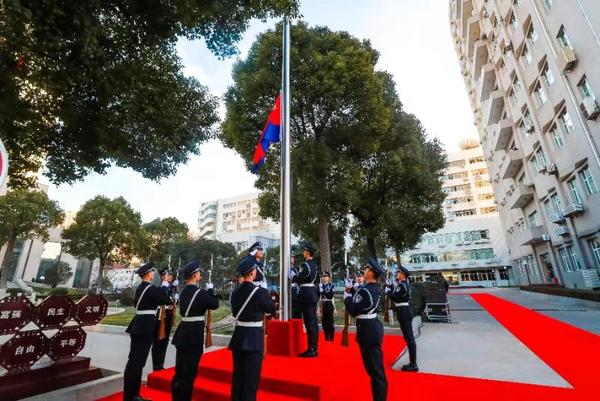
68,339 -> 76,346
0,311 -> 10,319
26,345 -> 35,354
60,339 -> 68,347
15,346 -> 24,355
47,308 -> 56,316
92,306 -> 100,313
11,310 -> 21,318
57,308 -> 65,316
85,306 -> 92,313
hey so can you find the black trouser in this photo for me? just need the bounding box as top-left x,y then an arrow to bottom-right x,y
171,345 -> 203,401
321,301 -> 335,341
301,302 -> 319,350
123,335 -> 153,401
397,306 -> 417,365
151,311 -> 173,370
358,342 -> 388,401
231,351 -> 263,401
292,298 -> 302,319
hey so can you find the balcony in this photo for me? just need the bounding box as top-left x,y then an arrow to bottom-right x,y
516,225 -> 547,246
483,90 -> 505,125
580,97 -> 600,120
477,63 -> 496,102
509,184 -> 534,209
500,149 -> 524,179
562,202 -> 584,217
472,40 -> 489,78
557,47 -> 578,72
493,119 -> 513,151
554,226 -> 570,236
548,212 -> 566,225
467,16 -> 482,58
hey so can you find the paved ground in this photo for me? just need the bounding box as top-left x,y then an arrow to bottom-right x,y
394,287 -> 600,386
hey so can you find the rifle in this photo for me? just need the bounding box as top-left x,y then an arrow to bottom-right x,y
158,305 -> 167,340
383,267 -> 390,324
341,265 -> 350,347
205,267 -> 213,348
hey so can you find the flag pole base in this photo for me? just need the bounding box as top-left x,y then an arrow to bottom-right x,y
266,319 -> 305,356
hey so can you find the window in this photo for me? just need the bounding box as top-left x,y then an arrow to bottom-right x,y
522,45 -> 532,65
509,88 -> 518,104
534,82 -> 547,105
481,206 -> 498,214
528,211 -> 540,226
568,245 -> 582,270
588,238 -> 600,269
469,156 -> 484,164
558,248 -> 573,272
578,76 -> 596,101
510,12 -> 519,30
527,24 -> 538,45
542,64 -> 555,86
579,167 -> 599,195
550,193 -> 562,213
567,178 -> 583,204
544,0 -> 553,10
557,26 -> 572,49
549,125 -> 564,149
559,110 -> 574,134
532,149 -> 548,173
500,59 -> 507,73
513,76 -> 522,92
523,110 -> 534,132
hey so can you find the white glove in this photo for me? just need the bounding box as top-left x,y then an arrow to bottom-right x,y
344,279 -> 353,289
385,287 -> 391,294
353,283 -> 359,289
319,283 -> 323,292
161,280 -> 169,287
205,283 -> 214,290
343,292 -> 352,300
174,293 -> 179,301
385,279 -> 392,286
260,281 -> 268,289
173,280 -> 179,286
288,270 -> 296,280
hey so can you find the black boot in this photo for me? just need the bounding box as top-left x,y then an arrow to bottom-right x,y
401,363 -> 419,372
132,396 -> 152,401
299,348 -> 318,358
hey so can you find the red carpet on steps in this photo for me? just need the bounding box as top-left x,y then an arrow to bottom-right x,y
98,294 -> 598,401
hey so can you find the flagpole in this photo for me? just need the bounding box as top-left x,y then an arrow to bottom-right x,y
279,16 -> 291,321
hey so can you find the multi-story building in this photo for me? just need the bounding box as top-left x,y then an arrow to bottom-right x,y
198,193 -> 279,251
449,0 -> 600,288
402,142 -> 513,287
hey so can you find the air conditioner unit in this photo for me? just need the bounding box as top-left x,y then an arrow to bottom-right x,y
546,163 -> 558,175
580,97 -> 600,120
559,47 -> 578,71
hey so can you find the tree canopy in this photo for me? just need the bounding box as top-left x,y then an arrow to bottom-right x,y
143,217 -> 189,267
0,189 -> 64,287
0,0 -> 299,187
62,195 -> 146,290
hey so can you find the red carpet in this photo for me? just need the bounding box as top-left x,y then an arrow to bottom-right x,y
98,294 -> 598,400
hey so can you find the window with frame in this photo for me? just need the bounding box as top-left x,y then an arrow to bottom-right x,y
542,64 -> 555,86
510,12 -> 519,31
549,125 -> 564,149
527,24 -> 538,45
544,0 -> 553,10
578,76 -> 596,101
550,193 -> 562,213
557,26 -> 572,49
559,110 -> 574,134
528,210 -> 540,227
579,167 -> 599,195
513,76 -> 522,92
567,178 -> 583,204
558,248 -> 573,272
509,88 -> 518,104
534,82 -> 547,105
523,110 -> 534,131
588,238 -> 600,269
568,245 -> 582,270
522,44 -> 532,65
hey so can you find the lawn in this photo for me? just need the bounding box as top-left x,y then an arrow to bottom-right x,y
100,303 -> 232,327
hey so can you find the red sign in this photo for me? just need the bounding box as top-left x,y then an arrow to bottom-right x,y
73,295 -> 108,326
34,296 -> 75,330
47,326 -> 87,361
0,296 -> 36,335
0,330 -> 48,371
0,138 -> 7,186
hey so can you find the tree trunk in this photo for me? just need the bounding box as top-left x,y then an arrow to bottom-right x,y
366,234 -> 377,259
0,238 -> 16,289
96,259 -> 105,294
395,249 -> 402,267
318,212 -> 332,273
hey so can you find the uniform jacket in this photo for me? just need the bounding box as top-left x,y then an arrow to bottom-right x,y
292,259 -> 319,304
228,282 -> 275,353
390,280 -> 411,304
253,260 -> 266,286
171,284 -> 219,348
320,283 -> 335,301
344,282 -> 383,346
126,281 -> 171,339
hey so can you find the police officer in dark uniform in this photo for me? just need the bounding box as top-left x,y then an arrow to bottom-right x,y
171,261 -> 219,401
123,262 -> 171,401
290,254 -> 302,319
229,256 -> 276,401
151,268 -> 177,371
319,271 -> 335,341
248,241 -> 268,288
387,265 -> 418,372
292,243 -> 320,357
351,269 -> 365,295
343,258 -> 388,401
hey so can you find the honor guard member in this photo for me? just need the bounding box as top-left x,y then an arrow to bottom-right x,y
123,262 -> 171,401
343,258 -> 388,401
290,254 -> 302,319
229,256 -> 276,401
292,243 -> 320,357
352,270 -> 365,294
248,241 -> 268,288
319,271 -> 335,341
171,261 -> 219,401
388,265 -> 418,372
151,268 -> 177,371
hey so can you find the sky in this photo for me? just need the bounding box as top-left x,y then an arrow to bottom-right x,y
44,0 -> 477,232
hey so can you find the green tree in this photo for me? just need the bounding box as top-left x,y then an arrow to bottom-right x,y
43,261 -> 73,289
143,217 -> 189,267
0,189 -> 64,287
169,238 -> 237,289
62,196 -> 146,291
1,0 -> 298,188
221,22 -> 393,272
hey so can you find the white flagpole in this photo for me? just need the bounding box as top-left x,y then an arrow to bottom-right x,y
279,16 -> 292,321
